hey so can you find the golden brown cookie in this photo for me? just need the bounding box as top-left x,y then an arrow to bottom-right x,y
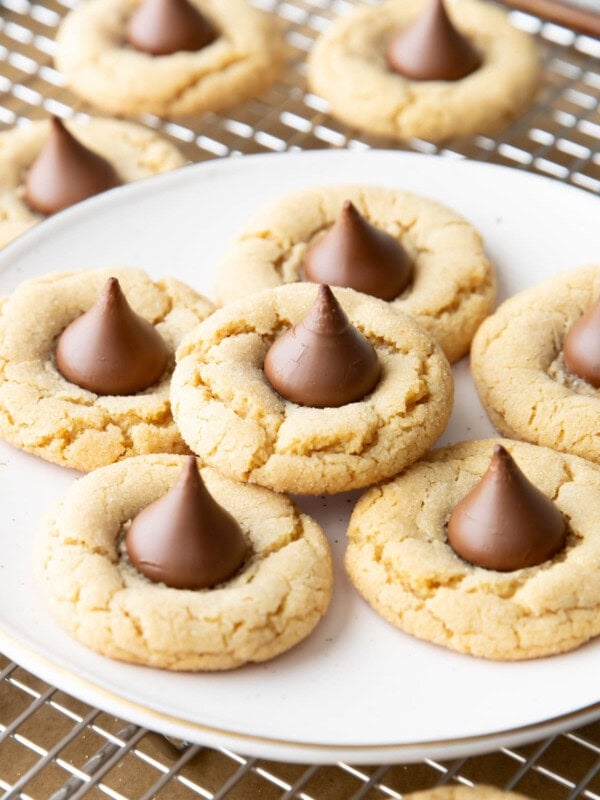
471,265 -> 600,464
0,267 -> 214,471
405,789 -> 530,800
35,454 -> 333,670
307,0 -> 539,142
215,184 -> 496,363
0,117 -> 185,249
171,283 -> 453,494
55,0 -> 285,116
346,439 -> 600,660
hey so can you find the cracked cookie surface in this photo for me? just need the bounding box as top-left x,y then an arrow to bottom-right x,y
405,789 -> 530,800
0,267 -> 214,471
0,117 -> 185,249
171,283 -> 454,495
215,184 -> 496,363
55,0 -> 285,117
307,0 -> 539,142
471,266 -> 600,464
35,454 -> 333,670
346,439 -> 600,660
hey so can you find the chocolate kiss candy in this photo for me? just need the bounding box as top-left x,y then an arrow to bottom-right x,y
386,0 -> 481,82
126,457 -> 247,589
447,445 -> 567,571
56,277 -> 168,396
563,297 -> 600,388
126,0 -> 218,56
25,117 -> 121,216
263,285 -> 381,408
304,201 -> 412,302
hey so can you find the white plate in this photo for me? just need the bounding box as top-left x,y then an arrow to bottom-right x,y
0,151 -> 599,765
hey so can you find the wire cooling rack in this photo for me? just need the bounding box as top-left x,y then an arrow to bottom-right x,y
0,0 -> 599,188
2,653 -> 600,799
1,0 -> 599,797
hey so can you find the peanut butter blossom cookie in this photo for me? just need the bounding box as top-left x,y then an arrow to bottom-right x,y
405,789 -> 531,800
307,0 -> 539,141
36,455 -> 333,670
55,0 -> 285,116
0,267 -> 214,471
471,265 -> 600,464
0,116 -> 185,249
346,439 -> 600,660
215,184 -> 496,363
171,283 -> 453,495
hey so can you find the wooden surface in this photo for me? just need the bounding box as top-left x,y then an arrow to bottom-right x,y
499,0 -> 600,36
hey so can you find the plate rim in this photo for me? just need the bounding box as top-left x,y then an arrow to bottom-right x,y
2,628 -> 599,764
1,147 -> 598,268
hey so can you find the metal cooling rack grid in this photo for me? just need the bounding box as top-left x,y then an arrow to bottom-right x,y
2,653 -> 600,799
1,0 -> 600,796
0,0 -> 599,190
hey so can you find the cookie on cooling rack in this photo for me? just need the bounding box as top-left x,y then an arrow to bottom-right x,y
0,267 -> 214,471
307,0 -> 539,142
346,439 -> 600,660
0,116 -> 185,249
54,0 -> 285,116
404,788 -> 531,799
471,265 -> 600,464
171,282 -> 453,495
36,454 -> 333,670
215,183 -> 496,363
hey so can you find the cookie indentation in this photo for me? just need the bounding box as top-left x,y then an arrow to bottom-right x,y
471,264 -> 600,464
171,283 -> 453,494
346,439 -> 600,660
36,455 -> 333,671
216,184 -> 496,363
0,267 -> 214,470
307,0 -> 539,141
55,0 -> 285,116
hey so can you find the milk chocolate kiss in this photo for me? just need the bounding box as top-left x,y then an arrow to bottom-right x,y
56,277 -> 168,396
447,445 -> 567,572
563,297 -> 600,388
126,457 -> 247,590
386,0 -> 481,82
24,117 -> 121,216
304,201 -> 412,301
263,285 -> 380,408
126,0 -> 218,56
